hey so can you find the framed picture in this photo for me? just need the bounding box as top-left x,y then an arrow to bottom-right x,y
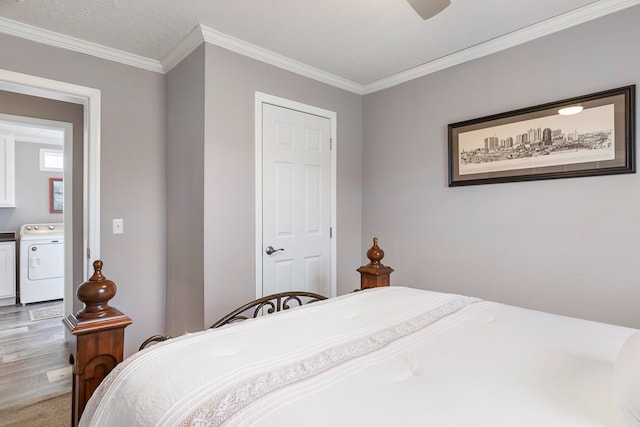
49,177 -> 63,213
448,85 -> 635,186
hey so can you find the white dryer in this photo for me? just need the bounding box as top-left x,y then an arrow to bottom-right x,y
19,223 -> 64,304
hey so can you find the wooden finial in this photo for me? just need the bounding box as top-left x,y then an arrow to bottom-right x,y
75,260 -> 118,319
365,237 -> 385,267
357,237 -> 394,290
89,259 -> 105,281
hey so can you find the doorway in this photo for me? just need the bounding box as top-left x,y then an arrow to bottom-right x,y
0,68 -> 100,408
0,68 -> 101,316
0,116 -> 70,308
254,92 -> 337,299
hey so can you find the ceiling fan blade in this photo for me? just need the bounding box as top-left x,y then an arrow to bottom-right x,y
406,0 -> 451,20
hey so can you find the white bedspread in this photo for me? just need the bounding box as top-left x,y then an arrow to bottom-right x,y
81,287 -> 634,426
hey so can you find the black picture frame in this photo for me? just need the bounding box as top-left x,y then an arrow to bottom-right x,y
448,85 -> 635,187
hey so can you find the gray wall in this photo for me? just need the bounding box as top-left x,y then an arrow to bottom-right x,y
165,43 -> 363,333
0,33 -> 166,356
202,44 -> 363,328
202,43 -> 364,327
0,142 -> 64,230
1,26 -> 363,348
165,45 -> 205,335
12,143 -> 63,228
2,1 -> 633,355
362,5 -> 640,328
0,90 -> 83,305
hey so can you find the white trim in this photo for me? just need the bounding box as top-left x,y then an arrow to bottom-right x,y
20,135 -> 63,146
0,120 -> 64,146
254,98 -> 263,299
254,92 -> 338,299
0,69 -> 101,317
0,16 -> 163,74
1,0 -> 637,94
363,0 -> 640,94
62,121 -> 73,319
202,26 -> 364,95
85,87 -> 101,283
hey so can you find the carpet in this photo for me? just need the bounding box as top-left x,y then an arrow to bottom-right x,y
0,392 -> 70,427
28,306 -> 63,322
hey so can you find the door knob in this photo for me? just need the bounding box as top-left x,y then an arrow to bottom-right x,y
265,246 -> 285,255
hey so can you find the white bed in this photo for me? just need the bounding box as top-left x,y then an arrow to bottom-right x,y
80,286 -> 639,426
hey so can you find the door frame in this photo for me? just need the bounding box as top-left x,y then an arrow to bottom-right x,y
0,68 -> 101,317
254,92 -> 337,299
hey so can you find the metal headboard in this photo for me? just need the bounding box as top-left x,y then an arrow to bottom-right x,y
139,290 -> 327,351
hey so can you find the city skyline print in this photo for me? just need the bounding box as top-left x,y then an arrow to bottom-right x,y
458,104 -> 615,176
448,85 -> 635,186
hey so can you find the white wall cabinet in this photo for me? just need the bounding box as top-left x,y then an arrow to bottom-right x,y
0,241 -> 16,305
0,132 -> 15,208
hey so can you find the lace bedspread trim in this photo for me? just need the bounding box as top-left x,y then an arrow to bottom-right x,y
180,295 -> 480,427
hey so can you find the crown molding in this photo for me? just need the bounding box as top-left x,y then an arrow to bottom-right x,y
363,0 -> 640,94
198,25 -> 364,95
160,25 -> 205,72
1,0 -> 638,94
0,16 -> 164,74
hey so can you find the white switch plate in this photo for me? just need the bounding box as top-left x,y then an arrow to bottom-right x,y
112,218 -> 124,235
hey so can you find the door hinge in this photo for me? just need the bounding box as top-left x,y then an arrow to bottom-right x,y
330,138 -> 333,150
330,227 -> 333,238
87,247 -> 90,259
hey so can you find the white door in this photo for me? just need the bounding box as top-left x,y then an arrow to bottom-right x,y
261,103 -> 332,297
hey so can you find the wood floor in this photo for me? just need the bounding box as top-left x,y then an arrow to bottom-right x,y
0,300 -> 71,411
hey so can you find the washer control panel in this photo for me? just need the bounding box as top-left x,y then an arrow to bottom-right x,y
20,223 -> 64,237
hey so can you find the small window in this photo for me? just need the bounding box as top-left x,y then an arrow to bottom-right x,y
40,148 -> 63,172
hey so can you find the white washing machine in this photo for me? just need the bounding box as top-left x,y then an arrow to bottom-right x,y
19,223 -> 64,304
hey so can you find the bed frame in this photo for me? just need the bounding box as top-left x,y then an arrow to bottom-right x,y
139,290 -> 329,350
63,237 -> 393,426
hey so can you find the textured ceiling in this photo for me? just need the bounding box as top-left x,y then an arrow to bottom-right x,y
0,0 -> 634,86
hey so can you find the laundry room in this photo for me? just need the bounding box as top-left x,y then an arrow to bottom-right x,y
0,119 -> 65,309
0,89 -> 83,409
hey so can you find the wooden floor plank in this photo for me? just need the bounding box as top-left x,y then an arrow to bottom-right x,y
0,300 -> 70,410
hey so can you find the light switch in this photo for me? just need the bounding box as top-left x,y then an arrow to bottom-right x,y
112,219 -> 124,235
